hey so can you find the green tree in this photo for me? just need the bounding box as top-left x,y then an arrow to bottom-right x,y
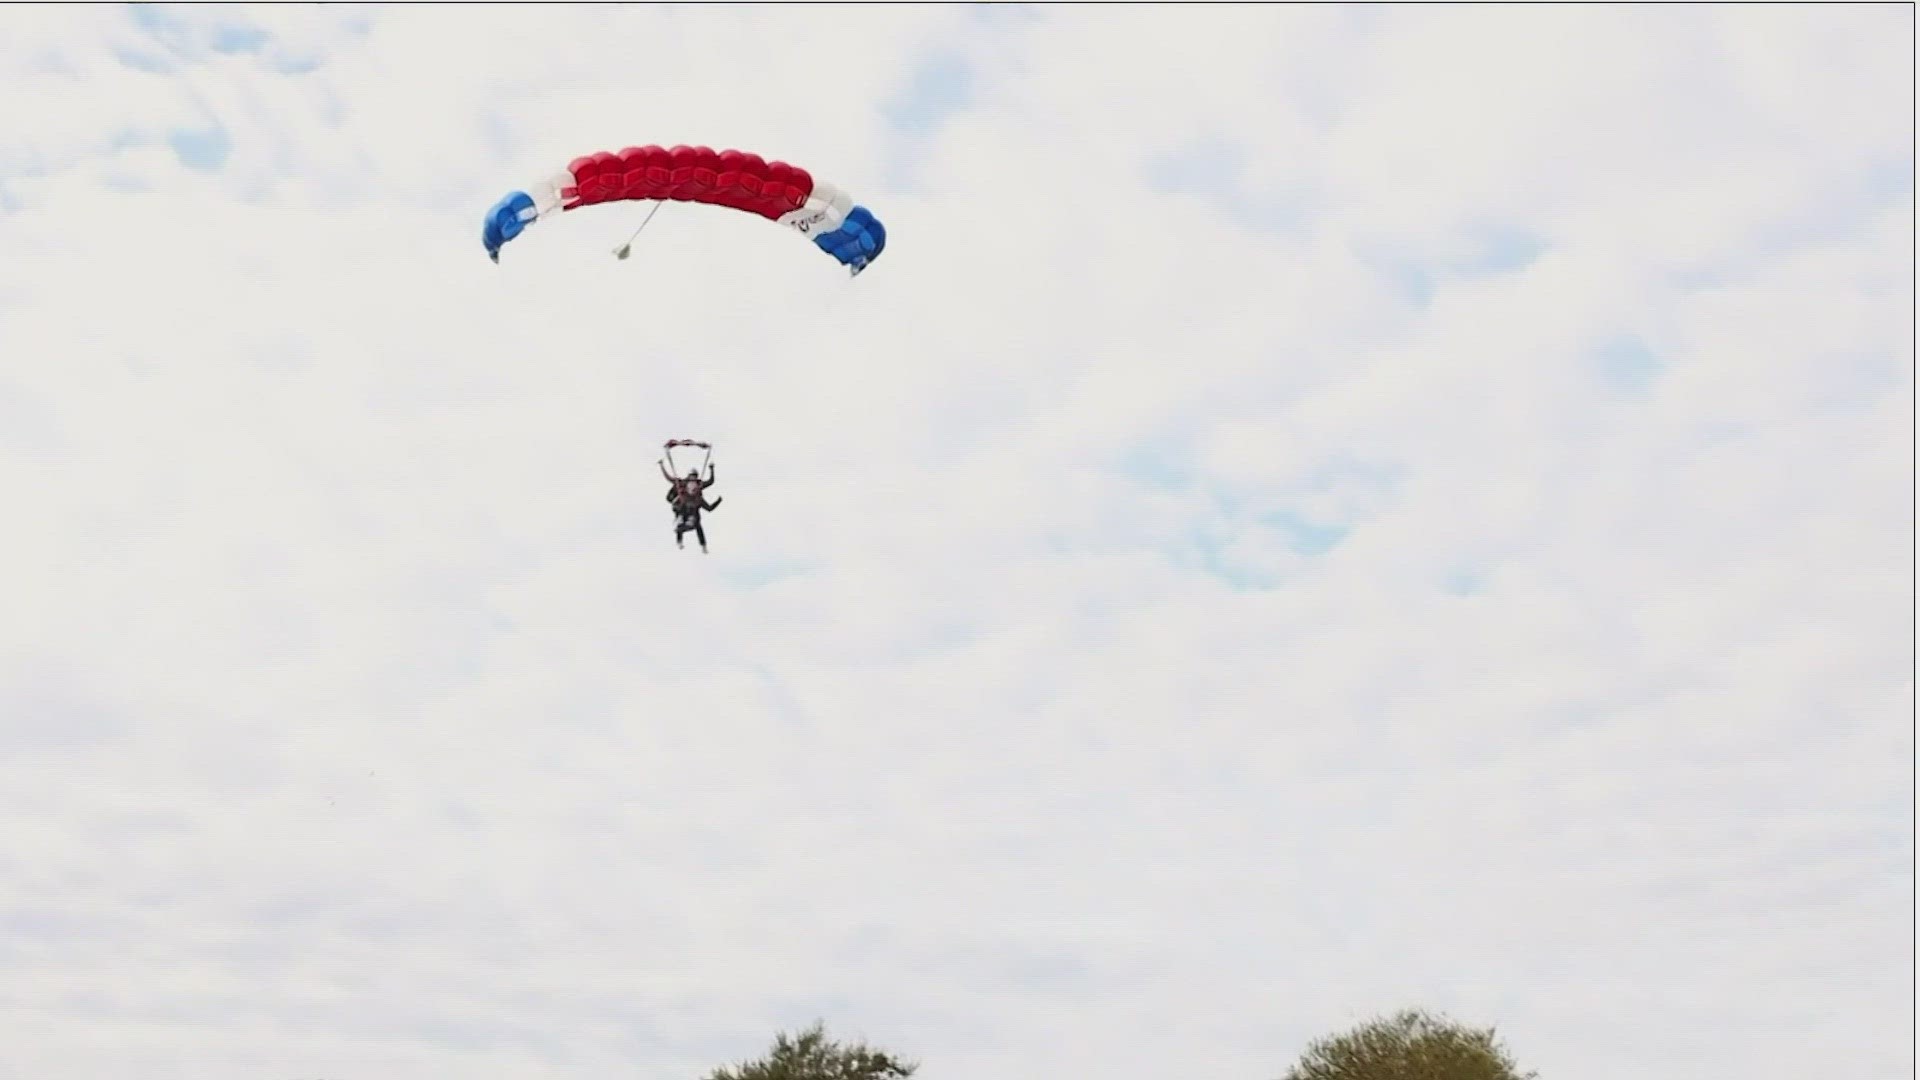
1283,1009 -> 1537,1080
704,1022 -> 917,1080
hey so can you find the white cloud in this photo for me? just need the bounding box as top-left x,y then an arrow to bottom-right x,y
0,5 -> 1910,1080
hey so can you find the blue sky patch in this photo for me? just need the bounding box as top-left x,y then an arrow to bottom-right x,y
1171,528 -> 1279,592
129,4 -> 271,62
883,51 -> 974,133
1261,510 -> 1351,557
1460,222 -> 1546,274
1368,254 -> 1436,307
1143,135 -> 1315,235
879,47 -> 980,191
269,51 -> 323,76
1594,334 -> 1663,391
1345,218 -> 1548,309
210,23 -> 269,55
1444,563 -> 1488,597
114,45 -> 171,73
1112,435 -> 1199,493
127,3 -> 178,34
1144,136 -> 1246,201
169,126 -> 231,171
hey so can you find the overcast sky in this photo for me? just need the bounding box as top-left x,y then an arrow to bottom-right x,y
0,5 -> 1912,1080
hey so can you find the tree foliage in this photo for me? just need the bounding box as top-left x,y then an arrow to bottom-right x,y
704,1022 -> 917,1080
1282,1009 -> 1537,1080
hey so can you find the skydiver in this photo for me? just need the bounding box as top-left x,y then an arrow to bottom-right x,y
659,458 -> 721,552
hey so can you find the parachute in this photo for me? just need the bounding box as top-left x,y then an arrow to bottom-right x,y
482,144 -> 887,276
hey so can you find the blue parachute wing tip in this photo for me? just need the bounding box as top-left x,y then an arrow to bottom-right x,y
482,190 -> 537,259
813,204 -> 887,276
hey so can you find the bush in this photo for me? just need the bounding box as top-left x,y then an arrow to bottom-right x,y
1282,1008 -> 1537,1080
704,1022 -> 917,1080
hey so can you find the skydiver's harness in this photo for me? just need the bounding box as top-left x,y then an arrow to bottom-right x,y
669,486 -> 705,528
664,439 -> 714,528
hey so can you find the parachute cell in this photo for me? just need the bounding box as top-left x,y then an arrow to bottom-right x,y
482,144 -> 887,276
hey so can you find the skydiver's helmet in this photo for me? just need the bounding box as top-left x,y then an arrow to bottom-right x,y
685,471 -> 700,482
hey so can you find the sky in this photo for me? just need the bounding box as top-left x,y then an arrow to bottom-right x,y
0,4 -> 1912,1080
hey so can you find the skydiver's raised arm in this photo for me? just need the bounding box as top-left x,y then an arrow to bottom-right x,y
658,459 -> 675,483
705,462 -> 716,484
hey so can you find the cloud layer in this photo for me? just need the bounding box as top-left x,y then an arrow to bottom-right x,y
0,5 -> 1911,1080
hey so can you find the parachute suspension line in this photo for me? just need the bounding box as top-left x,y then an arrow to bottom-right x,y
664,439 -> 712,476
612,200 -> 665,261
